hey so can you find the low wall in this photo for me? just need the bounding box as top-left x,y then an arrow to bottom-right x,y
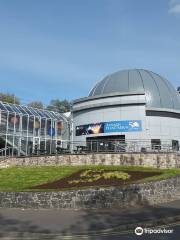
1,176 -> 180,209
1,152 -> 180,169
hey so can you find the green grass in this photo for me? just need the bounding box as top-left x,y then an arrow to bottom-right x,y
0,166 -> 80,191
0,165 -> 180,191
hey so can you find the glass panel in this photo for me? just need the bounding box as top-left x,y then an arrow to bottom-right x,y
6,103 -> 17,112
40,140 -> 46,154
18,105 -> 28,115
57,121 -> 62,136
34,117 -> 40,137
40,119 -> 46,136
47,119 -> 52,136
35,109 -> 46,118
51,112 -> 62,120
51,140 -> 56,154
46,111 -> 54,118
46,140 -> 51,154
27,107 -> 38,116
4,104 -> 13,112
28,117 -> 34,134
6,135 -> 13,155
23,106 -> 34,116
0,102 -> 7,111
8,113 -> 16,133
9,104 -> 22,113
53,112 -> 61,119
15,115 -> 20,132
21,138 -> 27,154
0,112 -> 7,133
43,111 -> 52,118
27,138 -> 33,155
22,115 -> 28,132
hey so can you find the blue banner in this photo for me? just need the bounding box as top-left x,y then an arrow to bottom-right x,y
76,120 -> 142,136
104,120 -> 142,133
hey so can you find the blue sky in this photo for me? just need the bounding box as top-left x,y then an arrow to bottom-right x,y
0,0 -> 180,104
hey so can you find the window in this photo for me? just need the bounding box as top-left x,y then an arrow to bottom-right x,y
151,139 -> 161,150
172,140 -> 179,151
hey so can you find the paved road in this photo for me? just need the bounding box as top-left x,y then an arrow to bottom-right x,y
1,200 -> 180,239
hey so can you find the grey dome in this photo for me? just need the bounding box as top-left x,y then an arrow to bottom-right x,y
89,69 -> 180,111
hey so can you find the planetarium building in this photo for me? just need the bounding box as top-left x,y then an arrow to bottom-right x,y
72,69 -> 180,152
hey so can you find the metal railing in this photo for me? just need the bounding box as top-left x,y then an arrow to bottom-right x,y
60,139 -> 179,154
0,147 -> 14,158
0,139 -> 179,158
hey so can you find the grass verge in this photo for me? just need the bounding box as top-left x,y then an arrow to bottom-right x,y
0,165 -> 180,191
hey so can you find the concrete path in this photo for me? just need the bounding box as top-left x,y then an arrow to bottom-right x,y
1,200 -> 180,239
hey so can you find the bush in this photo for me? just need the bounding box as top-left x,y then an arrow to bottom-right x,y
68,170 -> 130,184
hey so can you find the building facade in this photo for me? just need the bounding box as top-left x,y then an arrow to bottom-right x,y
0,102 -> 69,156
72,69 -> 180,152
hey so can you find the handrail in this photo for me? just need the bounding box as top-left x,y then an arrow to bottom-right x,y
0,147 -> 13,158
0,139 -> 179,158
0,147 -> 11,153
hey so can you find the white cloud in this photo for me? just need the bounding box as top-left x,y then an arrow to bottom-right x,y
169,0 -> 180,14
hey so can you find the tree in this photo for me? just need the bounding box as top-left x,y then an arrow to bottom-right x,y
0,92 -> 20,104
47,99 -> 71,113
28,101 -> 44,109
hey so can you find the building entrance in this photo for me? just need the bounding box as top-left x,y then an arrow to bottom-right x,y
86,135 -> 125,152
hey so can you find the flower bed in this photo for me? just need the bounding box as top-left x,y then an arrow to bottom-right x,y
32,169 -> 162,190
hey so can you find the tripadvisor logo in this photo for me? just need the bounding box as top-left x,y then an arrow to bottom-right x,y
135,226 -> 173,235
135,227 -> 143,236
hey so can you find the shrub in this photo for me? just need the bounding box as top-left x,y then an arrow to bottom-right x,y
68,170 -> 130,184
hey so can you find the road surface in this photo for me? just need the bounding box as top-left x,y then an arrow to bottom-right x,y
1,200 -> 180,239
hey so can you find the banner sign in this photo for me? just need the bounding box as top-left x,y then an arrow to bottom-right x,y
104,120 -> 142,133
76,120 -> 142,136
76,123 -> 104,136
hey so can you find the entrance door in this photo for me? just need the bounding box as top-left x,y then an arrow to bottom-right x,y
86,135 -> 125,152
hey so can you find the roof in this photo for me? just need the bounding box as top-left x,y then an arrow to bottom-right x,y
0,101 -> 68,121
89,69 -> 180,111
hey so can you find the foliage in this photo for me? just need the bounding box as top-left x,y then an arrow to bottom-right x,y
27,101 -> 44,109
69,169 -> 130,184
0,92 -> 20,104
80,169 -> 92,177
46,99 -> 71,113
102,171 -> 130,180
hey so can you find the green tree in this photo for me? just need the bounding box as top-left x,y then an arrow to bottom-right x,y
0,93 -> 20,104
28,101 -> 44,109
47,99 -> 71,113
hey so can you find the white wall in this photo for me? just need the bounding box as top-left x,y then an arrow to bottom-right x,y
146,116 -> 180,142
72,95 -> 180,148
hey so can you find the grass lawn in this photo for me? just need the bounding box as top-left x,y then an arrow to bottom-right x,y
0,165 -> 180,191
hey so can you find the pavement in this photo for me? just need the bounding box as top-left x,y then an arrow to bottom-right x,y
1,200 -> 180,239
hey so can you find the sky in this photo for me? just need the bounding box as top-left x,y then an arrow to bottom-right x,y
0,0 -> 180,105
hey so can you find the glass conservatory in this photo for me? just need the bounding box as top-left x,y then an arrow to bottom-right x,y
0,101 -> 70,156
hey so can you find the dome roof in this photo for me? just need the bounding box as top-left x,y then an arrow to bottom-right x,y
89,69 -> 180,111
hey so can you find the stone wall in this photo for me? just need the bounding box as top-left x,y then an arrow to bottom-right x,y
1,152 -> 180,169
1,176 -> 180,209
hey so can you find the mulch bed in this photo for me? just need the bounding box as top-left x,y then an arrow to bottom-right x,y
31,169 -> 162,190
